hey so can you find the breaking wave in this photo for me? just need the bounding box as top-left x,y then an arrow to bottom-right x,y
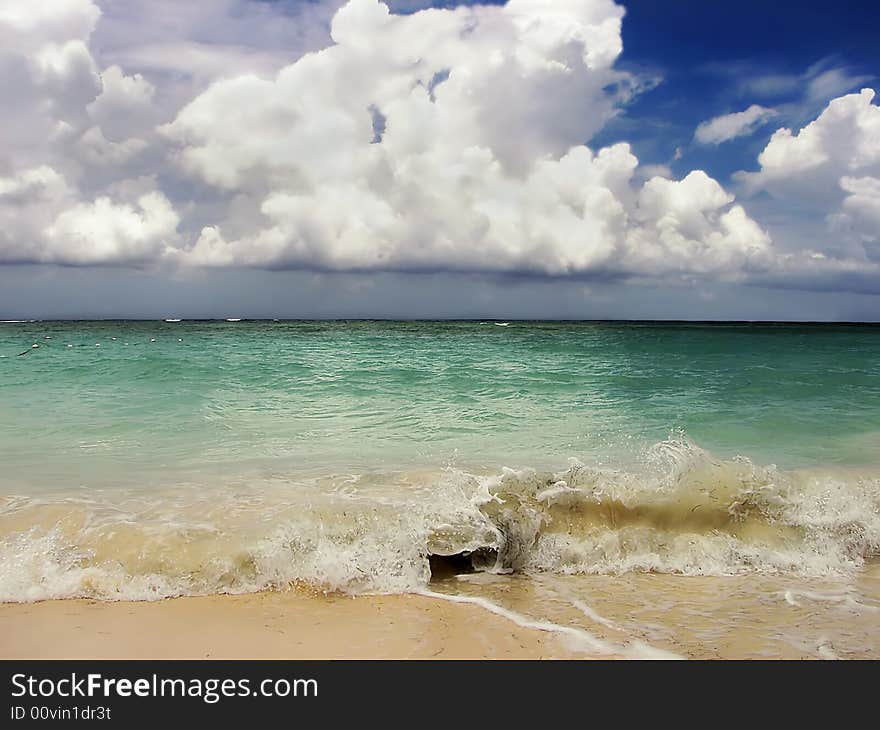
2,438 -> 879,601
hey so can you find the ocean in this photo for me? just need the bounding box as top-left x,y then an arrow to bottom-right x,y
2,320 -> 879,658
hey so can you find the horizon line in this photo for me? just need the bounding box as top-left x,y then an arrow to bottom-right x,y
3,318 -> 880,325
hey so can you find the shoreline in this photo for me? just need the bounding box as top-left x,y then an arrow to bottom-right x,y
0,589 -> 593,660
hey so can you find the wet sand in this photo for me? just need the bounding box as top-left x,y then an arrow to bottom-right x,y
0,589 -> 582,659
440,566 -> 880,659
4,566 -> 879,660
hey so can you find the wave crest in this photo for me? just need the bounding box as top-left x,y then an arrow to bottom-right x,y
2,438 -> 879,601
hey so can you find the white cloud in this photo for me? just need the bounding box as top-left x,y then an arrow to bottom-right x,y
160,0 -> 771,280
86,65 -> 155,138
0,165 -> 69,200
0,0 -> 878,296
737,88 -> 880,266
0,165 -> 73,262
721,58 -> 873,108
804,63 -> 874,104
0,0 -> 340,270
92,0 -> 341,93
747,89 -> 879,185
0,0 -> 99,46
828,176 -> 880,258
840,176 -> 880,226
0,162 -> 177,265
695,105 -> 777,145
624,171 -> 771,274
635,163 -> 672,180
737,88 -> 880,217
76,125 -> 148,166
0,0 -> 102,168
43,191 -> 179,265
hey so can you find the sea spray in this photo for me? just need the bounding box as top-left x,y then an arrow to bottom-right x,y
2,437 -> 878,602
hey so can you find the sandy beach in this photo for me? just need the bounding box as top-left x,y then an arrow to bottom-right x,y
4,568 -> 880,660
0,590 -> 581,660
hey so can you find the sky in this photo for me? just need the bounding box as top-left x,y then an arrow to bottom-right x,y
0,0 -> 879,320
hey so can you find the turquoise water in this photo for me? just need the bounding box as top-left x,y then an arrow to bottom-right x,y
3,320 -> 880,479
1,320 -> 879,601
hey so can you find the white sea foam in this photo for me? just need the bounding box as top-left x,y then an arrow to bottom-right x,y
417,588 -> 682,659
1,438 -> 878,602
782,588 -> 880,612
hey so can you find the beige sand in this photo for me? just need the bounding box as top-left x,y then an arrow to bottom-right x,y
0,589 -> 581,659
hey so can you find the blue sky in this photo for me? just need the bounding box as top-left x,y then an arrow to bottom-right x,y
390,0 -> 879,181
607,0 -> 878,179
1,0 -> 879,319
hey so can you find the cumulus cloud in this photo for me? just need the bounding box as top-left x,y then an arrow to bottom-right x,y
86,65 -> 155,138
0,163 -> 181,265
0,165 -> 72,262
76,125 -> 148,166
0,0 -> 878,295
0,0 -> 101,167
694,105 -> 777,145
0,165 -> 69,200
0,0 -> 178,264
0,0 -> 158,175
743,89 -> 879,187
158,0 -> 770,280
737,88 -> 880,265
91,0 -> 341,98
44,191 -> 179,264
829,176 -> 880,258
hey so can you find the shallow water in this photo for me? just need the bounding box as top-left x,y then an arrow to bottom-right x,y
2,320 -> 879,657
431,565 -> 880,659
